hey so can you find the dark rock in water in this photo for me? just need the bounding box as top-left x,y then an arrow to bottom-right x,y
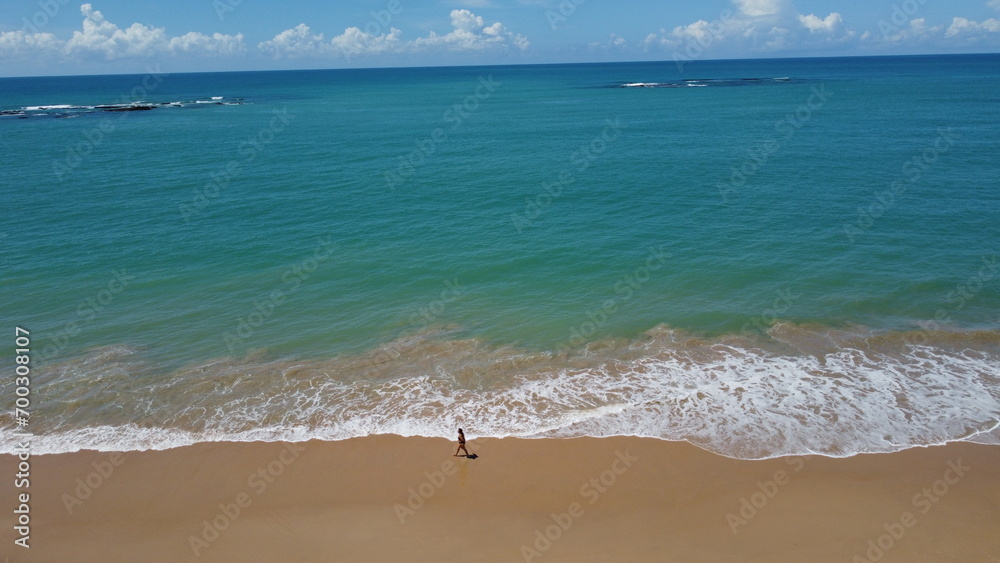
104,105 -> 156,112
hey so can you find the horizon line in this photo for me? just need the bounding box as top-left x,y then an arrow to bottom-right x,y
2,50 -> 998,80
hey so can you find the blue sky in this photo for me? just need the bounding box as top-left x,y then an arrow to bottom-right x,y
1,0 -> 999,76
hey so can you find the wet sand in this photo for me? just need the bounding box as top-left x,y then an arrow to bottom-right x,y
2,436 -> 999,562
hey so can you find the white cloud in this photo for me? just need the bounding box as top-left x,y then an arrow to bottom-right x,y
799,13 -> 843,33
876,18 -> 942,43
0,4 -> 245,61
990,0 -> 1000,13
639,1 -> 957,57
640,1 -> 809,54
330,26 -> 403,58
676,19 -> 731,44
0,30 -> 63,57
583,0 -> 1000,59
865,15 -> 999,47
643,16 -> 748,52
65,4 -> 167,58
946,16 -> 1000,37
452,9 -> 486,33
413,10 -> 528,52
260,9 -> 528,59
763,26 -> 792,49
258,23 -> 330,57
733,0 -> 791,18
169,32 -> 246,56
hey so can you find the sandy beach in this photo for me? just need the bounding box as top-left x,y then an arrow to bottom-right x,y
2,436 -> 999,562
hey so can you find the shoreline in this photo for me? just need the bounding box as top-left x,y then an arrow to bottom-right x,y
20,324 -> 1000,460
3,436 -> 1000,561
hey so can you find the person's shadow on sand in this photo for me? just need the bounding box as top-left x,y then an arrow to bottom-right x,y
454,428 -> 478,459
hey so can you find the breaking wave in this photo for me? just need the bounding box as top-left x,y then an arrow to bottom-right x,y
3,324 -> 998,460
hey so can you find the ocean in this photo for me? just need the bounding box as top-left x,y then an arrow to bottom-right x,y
2,54 -> 998,459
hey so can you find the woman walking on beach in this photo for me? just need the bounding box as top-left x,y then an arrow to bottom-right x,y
454,428 -> 469,457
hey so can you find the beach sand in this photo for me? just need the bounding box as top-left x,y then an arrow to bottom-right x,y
2,436 -> 999,562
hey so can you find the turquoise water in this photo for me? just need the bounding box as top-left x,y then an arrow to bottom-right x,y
2,55 -> 999,458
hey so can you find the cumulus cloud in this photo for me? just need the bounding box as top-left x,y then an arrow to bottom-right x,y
258,23 -> 404,59
637,0 -> 994,57
169,32 -> 246,56
260,9 -> 528,59
0,4 -> 245,61
946,16 -> 1000,37
0,30 -> 63,57
258,23 -> 331,57
413,9 -> 529,52
65,4 -> 167,58
331,26 -> 404,57
643,17 -> 742,52
873,17 -> 943,43
799,13 -> 843,34
639,1 -> 865,57
863,14 -> 1000,47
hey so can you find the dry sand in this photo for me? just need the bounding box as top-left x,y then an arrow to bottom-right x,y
2,436 -> 999,562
